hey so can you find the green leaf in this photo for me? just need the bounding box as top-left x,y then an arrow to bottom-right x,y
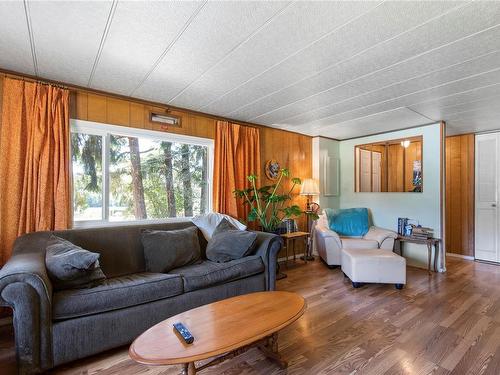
281,168 -> 290,177
282,204 -> 303,218
247,174 -> 257,183
291,177 -> 302,185
247,208 -> 259,222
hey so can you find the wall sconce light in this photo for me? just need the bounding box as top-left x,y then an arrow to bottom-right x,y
150,111 -> 181,127
401,139 -> 411,148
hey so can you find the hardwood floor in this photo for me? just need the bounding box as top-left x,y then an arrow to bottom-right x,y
1,257 -> 500,374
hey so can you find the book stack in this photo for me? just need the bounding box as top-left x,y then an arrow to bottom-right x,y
411,226 -> 434,239
397,218 -> 408,236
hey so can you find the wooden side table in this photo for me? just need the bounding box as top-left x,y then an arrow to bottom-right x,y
280,231 -> 310,267
395,236 -> 441,274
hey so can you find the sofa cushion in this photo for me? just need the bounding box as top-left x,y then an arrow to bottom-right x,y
53,272 -> 183,320
45,236 -> 106,290
206,219 -> 257,262
141,226 -> 201,273
169,255 -> 264,292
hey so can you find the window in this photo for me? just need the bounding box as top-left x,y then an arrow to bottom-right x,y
71,120 -> 213,226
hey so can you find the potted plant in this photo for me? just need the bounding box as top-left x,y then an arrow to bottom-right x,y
234,168 -> 319,233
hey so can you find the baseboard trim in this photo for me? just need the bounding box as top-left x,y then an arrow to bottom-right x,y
446,252 -> 475,261
0,316 -> 12,327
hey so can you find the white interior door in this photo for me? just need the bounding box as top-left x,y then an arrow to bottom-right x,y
475,133 -> 499,262
372,152 -> 382,192
360,149 -> 371,192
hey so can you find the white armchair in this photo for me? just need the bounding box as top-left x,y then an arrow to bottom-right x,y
314,213 -> 398,267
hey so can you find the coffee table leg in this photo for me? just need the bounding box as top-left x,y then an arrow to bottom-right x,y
258,333 -> 288,369
182,362 -> 196,375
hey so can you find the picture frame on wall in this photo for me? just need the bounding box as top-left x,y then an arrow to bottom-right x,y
323,156 -> 339,196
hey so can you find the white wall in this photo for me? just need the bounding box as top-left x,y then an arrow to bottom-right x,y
314,123 -> 444,270
312,137 -> 340,210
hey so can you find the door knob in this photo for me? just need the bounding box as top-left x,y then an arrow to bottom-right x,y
493,204 -> 497,207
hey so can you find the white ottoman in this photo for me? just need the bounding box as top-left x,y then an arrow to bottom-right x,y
341,248 -> 406,289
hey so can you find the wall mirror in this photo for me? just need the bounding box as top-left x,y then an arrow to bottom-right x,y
355,136 -> 423,193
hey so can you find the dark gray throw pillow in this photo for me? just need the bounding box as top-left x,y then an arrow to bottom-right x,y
141,226 -> 201,273
45,236 -> 106,290
206,218 -> 257,263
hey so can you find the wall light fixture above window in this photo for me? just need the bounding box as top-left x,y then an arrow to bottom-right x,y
150,111 -> 181,127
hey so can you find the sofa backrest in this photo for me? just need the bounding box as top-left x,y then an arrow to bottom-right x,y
16,221 -> 207,278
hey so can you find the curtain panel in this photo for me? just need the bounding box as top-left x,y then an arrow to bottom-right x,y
0,78 -> 70,265
213,121 -> 261,223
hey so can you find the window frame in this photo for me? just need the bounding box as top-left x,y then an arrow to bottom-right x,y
70,119 -> 214,228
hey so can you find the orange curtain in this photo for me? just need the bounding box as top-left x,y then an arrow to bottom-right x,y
0,78 -> 70,265
213,121 -> 261,223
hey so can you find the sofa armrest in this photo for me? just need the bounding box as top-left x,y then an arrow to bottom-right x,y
252,231 -> 283,291
363,227 -> 398,248
0,234 -> 54,371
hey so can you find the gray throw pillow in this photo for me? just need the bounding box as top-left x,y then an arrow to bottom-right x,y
141,226 -> 201,273
206,218 -> 257,263
45,236 -> 106,290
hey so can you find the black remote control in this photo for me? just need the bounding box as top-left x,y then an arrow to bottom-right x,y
173,322 -> 194,344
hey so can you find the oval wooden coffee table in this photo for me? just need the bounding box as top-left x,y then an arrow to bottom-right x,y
129,291 -> 306,375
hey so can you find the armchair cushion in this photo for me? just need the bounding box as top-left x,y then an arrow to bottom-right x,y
325,208 -> 369,237
363,227 -> 398,246
341,238 -> 379,249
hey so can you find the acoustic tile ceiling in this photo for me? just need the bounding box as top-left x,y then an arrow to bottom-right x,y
1,1 -> 500,139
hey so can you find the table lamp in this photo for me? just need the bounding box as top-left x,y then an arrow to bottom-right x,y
300,178 -> 320,211
300,178 -> 320,261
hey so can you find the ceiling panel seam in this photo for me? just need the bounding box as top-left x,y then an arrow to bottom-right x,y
195,0 -> 386,111
405,107 -> 436,122
412,92 -> 500,113
87,0 -> 118,87
166,1 -> 294,104
316,82 -> 500,132
247,16 -> 499,122
409,82 -> 500,108
23,0 -> 38,76
199,0 -> 471,113
276,48 -> 500,125
301,66 -> 500,129
312,107 -> 430,132
129,0 -> 208,97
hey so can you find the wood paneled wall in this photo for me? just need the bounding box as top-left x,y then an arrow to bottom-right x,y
387,144 -> 404,192
72,91 -> 311,256
445,134 -> 475,257
72,91 -> 216,139
0,74 -> 313,257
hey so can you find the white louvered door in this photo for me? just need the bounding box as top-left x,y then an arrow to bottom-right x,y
475,133 -> 499,262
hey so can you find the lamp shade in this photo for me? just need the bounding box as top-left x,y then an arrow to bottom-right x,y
300,178 -> 320,195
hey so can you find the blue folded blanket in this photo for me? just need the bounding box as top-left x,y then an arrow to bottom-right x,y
325,208 -> 369,237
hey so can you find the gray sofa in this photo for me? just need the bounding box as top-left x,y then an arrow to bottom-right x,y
0,221 -> 282,374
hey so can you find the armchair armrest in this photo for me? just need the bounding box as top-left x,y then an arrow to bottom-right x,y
0,232 -> 54,372
363,227 -> 398,248
252,231 -> 283,291
315,225 -> 342,249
